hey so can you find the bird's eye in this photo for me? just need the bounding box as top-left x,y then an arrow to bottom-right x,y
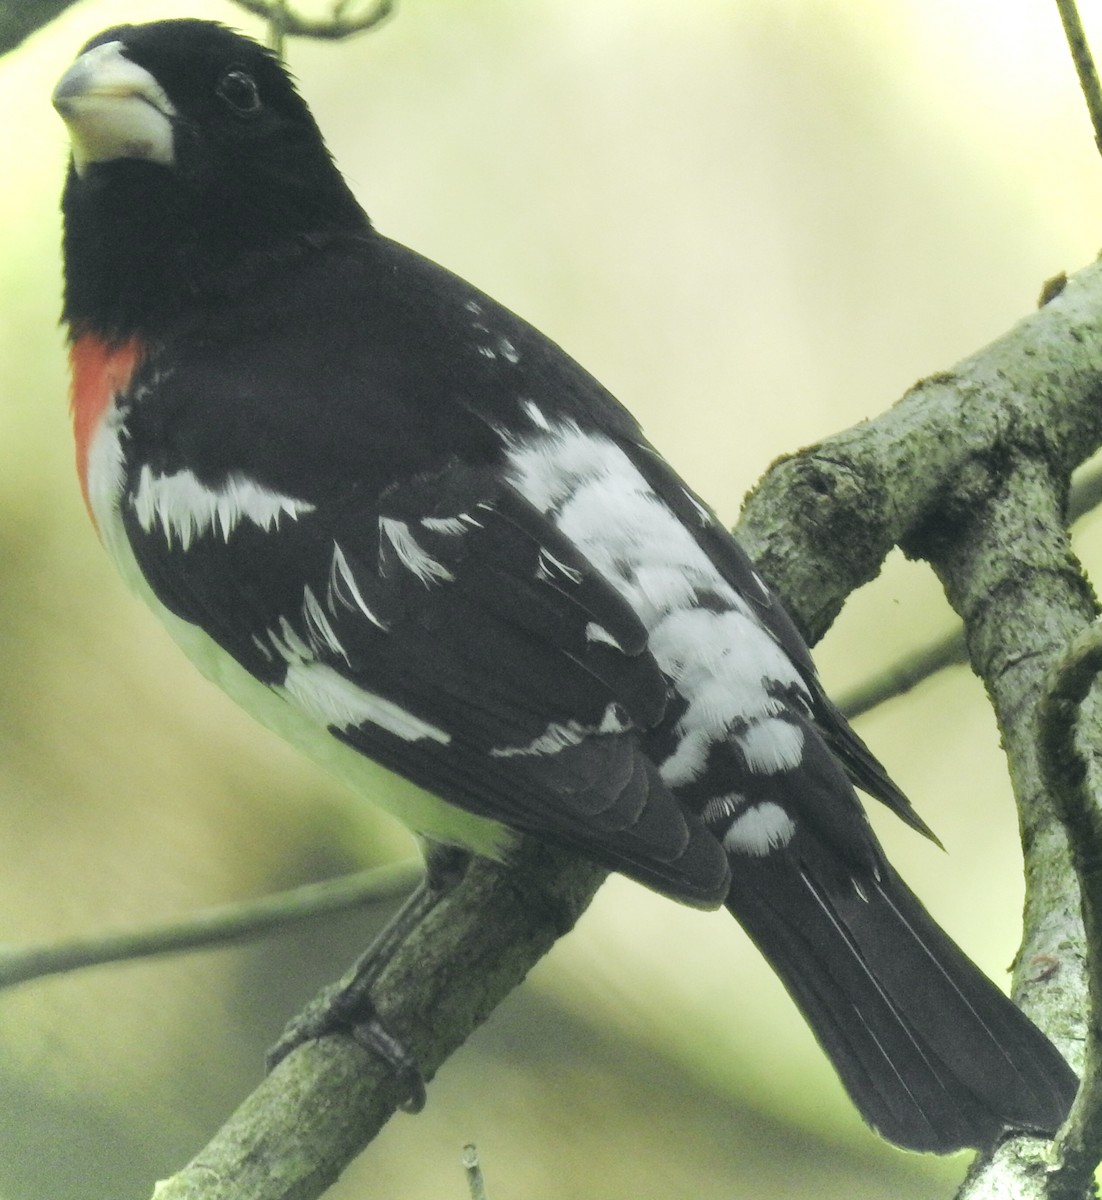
216,68 -> 261,116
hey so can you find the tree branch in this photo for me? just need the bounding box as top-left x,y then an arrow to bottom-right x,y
462,1145 -> 491,1200
1036,624 -> 1102,1198
925,462 -> 1093,1198
226,0 -> 394,42
1055,0 -> 1102,159
0,0 -> 80,57
0,1 -> 395,62
835,626 -> 968,720
735,260 -> 1102,641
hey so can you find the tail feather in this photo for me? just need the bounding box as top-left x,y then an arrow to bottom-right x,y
726,852 -> 1077,1152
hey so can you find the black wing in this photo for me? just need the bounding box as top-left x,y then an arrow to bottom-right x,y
121,450 -> 730,906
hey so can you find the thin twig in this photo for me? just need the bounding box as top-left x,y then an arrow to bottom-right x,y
227,0 -> 394,41
0,860 -> 419,989
1035,622 -> 1102,1197
268,0 -> 288,57
1056,0 -> 1102,158
836,626 -> 968,720
463,1144 -> 490,1200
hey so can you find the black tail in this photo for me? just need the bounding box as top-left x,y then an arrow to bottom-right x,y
725,851 -> 1078,1153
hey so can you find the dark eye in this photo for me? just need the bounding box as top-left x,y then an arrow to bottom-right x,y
216,68 -> 261,116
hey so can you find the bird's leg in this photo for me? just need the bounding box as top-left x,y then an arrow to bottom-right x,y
266,842 -> 472,1111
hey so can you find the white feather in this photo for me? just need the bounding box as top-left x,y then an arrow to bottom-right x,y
723,802 -> 797,857
490,702 -> 630,758
585,621 -> 624,651
131,465 -> 314,550
421,514 -> 476,536
738,719 -> 805,773
329,543 -> 388,630
282,660 -> 451,743
522,399 -> 552,431
302,584 -> 347,661
379,517 -> 454,584
504,420 -> 810,788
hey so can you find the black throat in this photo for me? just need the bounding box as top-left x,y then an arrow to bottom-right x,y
60,153 -> 370,343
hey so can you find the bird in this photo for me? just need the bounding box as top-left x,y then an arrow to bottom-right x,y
52,18 -> 1077,1153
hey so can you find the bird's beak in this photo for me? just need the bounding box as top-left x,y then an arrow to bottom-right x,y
53,40 -> 177,175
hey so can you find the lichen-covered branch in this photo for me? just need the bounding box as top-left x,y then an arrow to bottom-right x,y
834,458 -> 1102,721
926,464 -> 1093,1199
1036,625 -> 1102,1198
736,262 -> 1102,639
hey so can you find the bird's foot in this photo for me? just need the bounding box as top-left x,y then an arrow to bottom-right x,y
266,975 -> 426,1111
265,844 -> 471,1113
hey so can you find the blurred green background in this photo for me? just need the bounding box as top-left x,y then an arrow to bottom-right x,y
3,1 -> 1102,1196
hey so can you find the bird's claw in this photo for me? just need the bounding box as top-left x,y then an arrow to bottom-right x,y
266,986 -> 426,1113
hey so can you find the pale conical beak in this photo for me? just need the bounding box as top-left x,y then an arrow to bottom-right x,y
53,40 -> 177,175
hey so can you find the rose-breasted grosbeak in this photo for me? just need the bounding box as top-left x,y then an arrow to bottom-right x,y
52,18 -> 1076,1152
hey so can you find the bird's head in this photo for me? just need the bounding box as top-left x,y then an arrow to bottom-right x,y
54,19 -> 367,338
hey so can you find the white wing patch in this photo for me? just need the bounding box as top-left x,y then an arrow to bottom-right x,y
303,584 -> 347,661
722,802 -> 797,857
282,660 -> 451,744
536,547 -> 583,585
421,513 -> 480,536
490,702 -> 630,758
329,543 -> 388,630
585,621 -> 625,651
264,590 -> 447,743
522,400 -> 552,431
379,517 -> 455,584
132,466 -> 315,550
738,718 -> 805,773
503,419 -> 810,787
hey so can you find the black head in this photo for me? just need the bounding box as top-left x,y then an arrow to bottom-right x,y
55,20 -> 369,339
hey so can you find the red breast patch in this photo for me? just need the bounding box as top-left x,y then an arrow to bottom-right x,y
69,335 -> 142,526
